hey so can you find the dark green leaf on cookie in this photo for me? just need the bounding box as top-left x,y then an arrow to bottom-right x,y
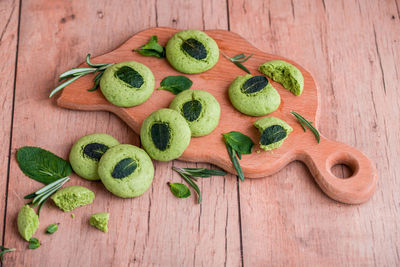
182,99 -> 202,121
150,123 -> 171,151
158,75 -> 193,95
241,75 -> 268,94
260,125 -> 287,146
115,66 -> 144,88
83,143 -> 109,161
112,158 -> 137,179
181,38 -> 207,60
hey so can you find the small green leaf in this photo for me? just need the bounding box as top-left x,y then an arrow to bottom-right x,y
225,143 -> 244,181
83,143 -> 109,161
168,182 -> 191,198
151,122 -> 171,151
28,238 -> 40,250
46,224 -> 59,234
115,66 -> 144,88
241,75 -> 268,94
225,53 -> 253,73
182,99 -> 202,121
158,75 -> 193,95
223,131 -> 254,155
290,111 -> 321,143
134,35 -> 165,58
181,38 -> 207,60
16,147 -> 72,185
260,125 -> 287,146
112,158 -> 137,179
234,62 -> 250,74
180,168 -> 227,177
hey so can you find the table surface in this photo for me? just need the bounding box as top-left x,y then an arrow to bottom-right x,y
0,0 -> 399,266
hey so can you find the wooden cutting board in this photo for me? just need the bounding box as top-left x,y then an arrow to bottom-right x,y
57,27 -> 377,204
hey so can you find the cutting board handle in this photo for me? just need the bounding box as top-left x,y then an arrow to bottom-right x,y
299,137 -> 377,204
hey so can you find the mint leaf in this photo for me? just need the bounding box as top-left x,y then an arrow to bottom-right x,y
16,147 -> 72,185
158,75 -> 193,95
46,224 -> 59,234
28,238 -> 40,249
134,35 -> 165,58
168,182 -> 191,198
223,131 -> 254,154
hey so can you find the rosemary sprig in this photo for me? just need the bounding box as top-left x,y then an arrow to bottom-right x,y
24,177 -> 70,215
0,246 -> 15,264
223,53 -> 253,74
290,111 -> 321,143
225,143 -> 244,181
49,54 -> 114,97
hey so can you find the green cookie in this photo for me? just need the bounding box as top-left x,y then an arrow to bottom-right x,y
69,133 -> 120,181
169,89 -> 220,137
229,74 -> 281,116
166,30 -> 219,74
254,116 -> 293,151
17,205 -> 39,241
98,144 -> 154,198
140,108 -> 191,161
258,60 -> 304,96
100,61 -> 155,107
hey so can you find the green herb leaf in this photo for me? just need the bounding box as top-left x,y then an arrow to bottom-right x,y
16,147 -> 72,185
28,238 -> 40,249
115,66 -> 144,88
151,122 -> 171,151
241,75 -> 268,94
181,38 -> 207,60
46,224 -> 59,234
179,167 -> 227,177
225,143 -> 244,181
222,131 -> 254,155
134,35 -> 165,58
168,182 -> 191,198
158,75 -> 193,95
83,143 -> 109,161
49,54 -> 114,97
290,111 -> 321,143
111,158 -> 137,179
182,99 -> 202,121
224,53 -> 253,73
172,167 -> 202,204
260,125 -> 287,146
0,246 -> 15,264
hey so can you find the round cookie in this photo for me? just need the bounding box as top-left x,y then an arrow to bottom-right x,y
140,108 -> 191,161
169,89 -> 220,137
258,60 -> 304,96
98,144 -> 154,198
229,74 -> 281,116
166,30 -> 219,74
100,61 -> 155,107
254,116 -> 293,151
69,133 -> 120,181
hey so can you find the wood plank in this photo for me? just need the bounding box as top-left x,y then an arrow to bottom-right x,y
229,0 -> 400,265
3,0 -> 241,266
0,0 -> 19,254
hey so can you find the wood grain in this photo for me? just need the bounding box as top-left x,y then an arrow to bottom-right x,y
230,0 -> 400,265
1,0 -> 399,266
0,0 -> 19,253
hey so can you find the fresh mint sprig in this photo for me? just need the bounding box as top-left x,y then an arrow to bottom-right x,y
49,54 -> 114,97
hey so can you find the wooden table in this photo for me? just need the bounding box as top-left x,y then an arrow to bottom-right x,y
1,0 -> 399,266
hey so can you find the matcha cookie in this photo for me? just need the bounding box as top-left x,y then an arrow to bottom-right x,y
89,212 -> 109,233
169,89 -> 220,137
51,186 -> 95,212
69,133 -> 120,181
100,61 -> 155,107
229,74 -> 281,116
166,30 -> 219,74
258,60 -> 304,96
17,205 -> 39,241
254,116 -> 293,151
140,108 -> 191,161
98,144 -> 154,198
